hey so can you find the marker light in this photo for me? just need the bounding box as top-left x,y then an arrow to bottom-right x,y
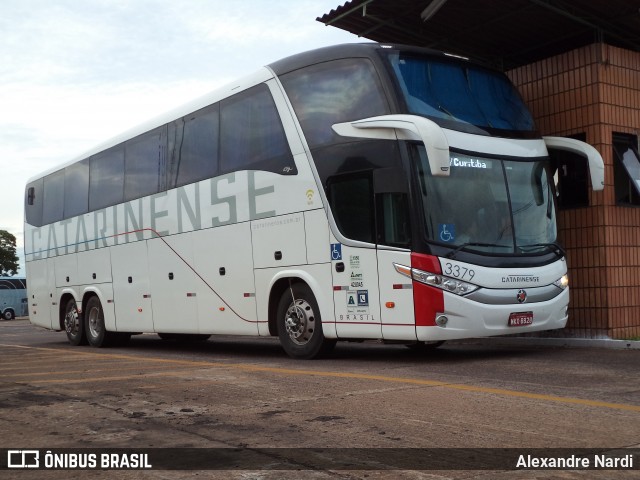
394,263 -> 479,296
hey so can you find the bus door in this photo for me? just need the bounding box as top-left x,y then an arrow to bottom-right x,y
327,171 -> 382,339
377,249 -> 415,340
374,168 -> 417,341
331,243 -> 382,339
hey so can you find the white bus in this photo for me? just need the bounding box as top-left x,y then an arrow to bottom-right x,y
24,43 -> 604,359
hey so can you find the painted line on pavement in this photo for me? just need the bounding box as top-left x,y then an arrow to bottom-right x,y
2,343 -> 640,413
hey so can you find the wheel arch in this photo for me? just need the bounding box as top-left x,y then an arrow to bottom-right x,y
268,277 -> 295,336
58,291 -> 79,331
266,269 -> 336,339
81,286 -> 116,331
81,290 -> 99,321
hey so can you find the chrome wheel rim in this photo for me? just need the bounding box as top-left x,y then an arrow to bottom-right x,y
87,306 -> 102,339
64,304 -> 79,336
284,299 -> 315,346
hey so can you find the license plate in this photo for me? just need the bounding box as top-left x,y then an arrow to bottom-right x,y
508,311 -> 533,327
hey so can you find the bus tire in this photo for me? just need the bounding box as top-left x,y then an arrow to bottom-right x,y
85,296 -> 115,348
64,298 -> 86,346
276,283 -> 335,360
2,309 -> 14,321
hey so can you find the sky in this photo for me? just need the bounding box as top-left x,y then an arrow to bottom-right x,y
0,0 -> 361,275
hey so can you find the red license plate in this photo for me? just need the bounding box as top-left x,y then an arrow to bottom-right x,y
508,311 -> 533,327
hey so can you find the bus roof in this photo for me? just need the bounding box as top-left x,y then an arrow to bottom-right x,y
26,67 -> 273,184
26,42 -> 466,185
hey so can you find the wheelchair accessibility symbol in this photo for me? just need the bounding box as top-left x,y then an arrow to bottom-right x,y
331,243 -> 342,261
439,224 -> 455,243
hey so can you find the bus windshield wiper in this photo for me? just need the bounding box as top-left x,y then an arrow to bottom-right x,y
445,242 -> 511,259
518,242 -> 566,258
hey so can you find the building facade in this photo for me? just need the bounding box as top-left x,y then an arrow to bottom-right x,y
508,44 -> 640,339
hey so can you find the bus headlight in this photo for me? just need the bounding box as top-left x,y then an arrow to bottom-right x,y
394,264 -> 479,296
554,274 -> 569,290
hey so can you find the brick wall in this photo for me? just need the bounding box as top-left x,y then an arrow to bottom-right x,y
508,43 -> 640,339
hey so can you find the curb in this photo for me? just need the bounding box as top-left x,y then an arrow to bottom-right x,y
459,336 -> 640,350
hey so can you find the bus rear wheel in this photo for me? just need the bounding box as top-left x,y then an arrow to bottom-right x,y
276,283 -> 335,360
64,298 -> 86,346
2,309 -> 14,321
85,296 -> 117,348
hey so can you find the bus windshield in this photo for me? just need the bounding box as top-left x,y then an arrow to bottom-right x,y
387,51 -> 536,135
414,146 -> 557,255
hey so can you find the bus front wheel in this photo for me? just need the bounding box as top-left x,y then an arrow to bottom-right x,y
276,283 -> 335,360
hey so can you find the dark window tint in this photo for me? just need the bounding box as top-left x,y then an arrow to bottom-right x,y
64,159 -> 89,217
25,178 -> 44,226
168,105 -> 219,188
0,278 -> 26,289
389,52 -> 535,134
42,170 -> 65,224
220,84 -> 294,174
309,140 -> 402,188
613,133 -> 640,206
125,127 -> 165,200
280,58 -> 390,148
378,193 -> 411,247
326,172 -> 374,243
90,146 -> 124,211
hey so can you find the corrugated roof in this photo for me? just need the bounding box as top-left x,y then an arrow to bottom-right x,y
317,0 -> 640,70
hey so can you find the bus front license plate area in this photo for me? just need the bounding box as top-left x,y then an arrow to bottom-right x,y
508,311 -> 533,327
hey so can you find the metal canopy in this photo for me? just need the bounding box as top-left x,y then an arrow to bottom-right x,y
317,0 -> 640,70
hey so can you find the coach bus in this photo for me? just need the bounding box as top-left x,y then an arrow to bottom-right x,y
24,43 -> 604,359
0,277 -> 27,320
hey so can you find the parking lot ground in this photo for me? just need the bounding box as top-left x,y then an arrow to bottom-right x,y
1,318 -> 639,479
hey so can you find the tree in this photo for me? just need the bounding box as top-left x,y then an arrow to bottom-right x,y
0,230 -> 19,276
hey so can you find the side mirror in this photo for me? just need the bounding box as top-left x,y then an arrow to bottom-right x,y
543,136 -> 604,191
332,114 -> 450,177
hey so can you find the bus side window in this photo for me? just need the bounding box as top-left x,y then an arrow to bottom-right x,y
25,178 -> 44,227
280,58 -> 390,149
168,105 -> 219,189
374,167 -> 411,248
64,159 -> 89,218
125,126 -> 166,200
42,170 -> 65,225
377,193 -> 411,248
326,172 -> 374,244
90,146 -> 125,211
220,84 -> 294,175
